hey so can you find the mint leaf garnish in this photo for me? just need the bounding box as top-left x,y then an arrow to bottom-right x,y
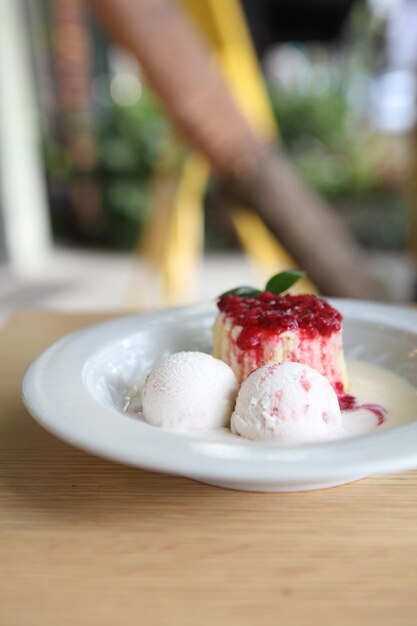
217,270 -> 306,300
265,270 -> 305,294
218,286 -> 263,299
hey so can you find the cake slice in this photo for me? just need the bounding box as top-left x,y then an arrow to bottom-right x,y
213,291 -> 348,393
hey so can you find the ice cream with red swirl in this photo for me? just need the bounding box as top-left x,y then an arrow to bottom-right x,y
231,361 -> 343,443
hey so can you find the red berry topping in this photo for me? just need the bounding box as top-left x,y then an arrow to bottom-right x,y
217,292 -> 342,350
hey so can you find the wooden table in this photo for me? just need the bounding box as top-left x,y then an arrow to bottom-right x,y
1,310 -> 417,626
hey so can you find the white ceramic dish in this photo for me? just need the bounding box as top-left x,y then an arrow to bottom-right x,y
22,300 -> 417,492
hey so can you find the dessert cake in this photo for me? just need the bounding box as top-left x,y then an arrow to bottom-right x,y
213,291 -> 348,393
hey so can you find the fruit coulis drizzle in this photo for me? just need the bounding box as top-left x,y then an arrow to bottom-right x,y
338,393 -> 387,425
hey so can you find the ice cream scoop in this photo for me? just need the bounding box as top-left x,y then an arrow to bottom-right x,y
142,351 -> 238,430
231,361 -> 343,443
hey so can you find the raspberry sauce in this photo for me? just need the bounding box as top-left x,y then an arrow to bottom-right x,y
217,292 -> 342,351
338,393 -> 386,425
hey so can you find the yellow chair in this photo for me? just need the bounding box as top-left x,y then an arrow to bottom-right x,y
133,0 -> 316,307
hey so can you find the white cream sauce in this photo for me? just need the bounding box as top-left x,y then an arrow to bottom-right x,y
339,358 -> 417,438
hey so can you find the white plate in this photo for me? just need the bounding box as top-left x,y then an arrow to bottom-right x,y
22,300 -> 417,492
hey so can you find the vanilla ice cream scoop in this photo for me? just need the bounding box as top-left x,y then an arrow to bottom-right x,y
231,361 -> 343,444
142,351 -> 238,430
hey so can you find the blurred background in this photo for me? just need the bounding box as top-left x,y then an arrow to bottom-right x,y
1,0 -> 417,320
